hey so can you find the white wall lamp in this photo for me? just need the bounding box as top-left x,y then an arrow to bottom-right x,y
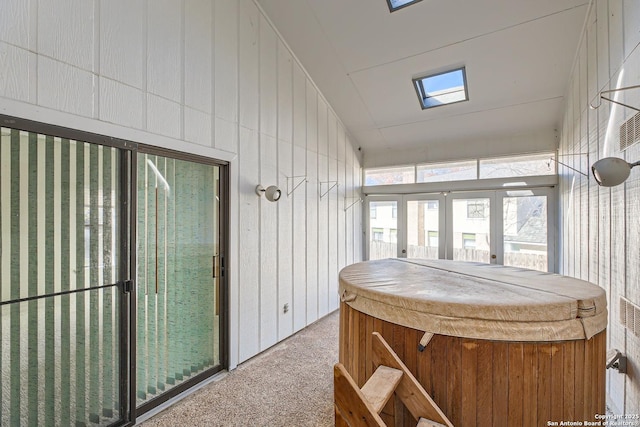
591,157 -> 640,187
255,185 -> 282,202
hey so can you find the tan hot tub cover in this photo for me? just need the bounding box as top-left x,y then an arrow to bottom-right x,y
339,259 -> 607,342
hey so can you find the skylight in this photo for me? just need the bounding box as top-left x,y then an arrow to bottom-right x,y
387,0 -> 422,12
413,67 -> 469,110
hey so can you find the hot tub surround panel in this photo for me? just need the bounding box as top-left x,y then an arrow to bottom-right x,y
338,259 -> 608,427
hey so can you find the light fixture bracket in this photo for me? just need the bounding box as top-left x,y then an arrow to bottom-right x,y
286,175 -> 307,196
319,181 -> 338,198
548,156 -> 588,177
590,84 -> 640,112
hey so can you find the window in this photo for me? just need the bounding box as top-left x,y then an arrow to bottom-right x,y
417,160 -> 477,183
463,233 -> 477,248
370,207 -> 377,219
365,166 -> 415,185
387,0 -> 422,12
427,231 -> 438,247
467,201 -> 486,219
390,229 -> 398,243
426,201 -> 438,210
392,206 -> 397,218
413,67 -> 468,110
372,228 -> 384,241
364,152 -> 555,187
479,153 -> 555,178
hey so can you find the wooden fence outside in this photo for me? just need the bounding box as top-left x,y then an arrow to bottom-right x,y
369,241 -> 547,272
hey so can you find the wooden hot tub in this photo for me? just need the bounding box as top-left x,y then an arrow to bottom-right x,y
338,259 -> 608,427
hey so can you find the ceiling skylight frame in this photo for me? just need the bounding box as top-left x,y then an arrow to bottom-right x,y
386,0 -> 423,13
413,67 -> 469,110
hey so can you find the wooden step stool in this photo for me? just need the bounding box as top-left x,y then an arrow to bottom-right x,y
334,332 -> 453,427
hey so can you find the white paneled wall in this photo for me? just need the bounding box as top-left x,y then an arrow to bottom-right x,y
0,0 -> 363,368
558,0 -> 640,415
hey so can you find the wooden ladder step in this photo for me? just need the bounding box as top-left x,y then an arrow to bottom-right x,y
372,332 -> 453,427
360,365 -> 403,414
417,417 -> 448,427
334,363 -> 387,426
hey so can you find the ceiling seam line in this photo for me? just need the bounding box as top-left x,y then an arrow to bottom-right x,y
347,3 -> 591,76
376,96 -> 565,130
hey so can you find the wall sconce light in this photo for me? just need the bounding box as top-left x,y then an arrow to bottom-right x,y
255,185 -> 282,202
591,157 -> 640,187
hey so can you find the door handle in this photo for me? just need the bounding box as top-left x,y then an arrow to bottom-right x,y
213,255 -> 225,278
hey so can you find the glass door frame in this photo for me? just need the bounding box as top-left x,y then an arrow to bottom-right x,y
495,187 -> 556,272
0,114 -> 230,427
0,114 -> 134,426
402,193 -> 446,260
365,187 -> 557,272
445,191 -> 497,264
365,195 -> 404,260
130,145 -> 229,421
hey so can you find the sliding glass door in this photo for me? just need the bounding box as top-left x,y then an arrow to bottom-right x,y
0,126 -> 127,426
135,152 -> 223,412
1,117 -> 228,425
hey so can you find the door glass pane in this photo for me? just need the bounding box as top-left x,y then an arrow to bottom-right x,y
136,154 -> 220,407
1,127 -> 123,426
369,201 -> 398,260
503,195 -> 547,271
452,198 -> 490,263
406,200 -> 439,259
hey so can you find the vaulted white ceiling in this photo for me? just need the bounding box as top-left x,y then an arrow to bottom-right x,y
257,0 -> 590,166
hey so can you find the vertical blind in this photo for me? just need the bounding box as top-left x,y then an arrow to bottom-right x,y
0,127 -> 122,426
136,154 -> 220,407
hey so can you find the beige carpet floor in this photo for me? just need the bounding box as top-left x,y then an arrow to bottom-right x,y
141,310 -> 339,427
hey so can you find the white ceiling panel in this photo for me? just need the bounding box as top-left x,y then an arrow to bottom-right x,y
349,6 -> 586,128
377,97 -> 564,151
307,0 -> 588,73
257,0 -> 589,166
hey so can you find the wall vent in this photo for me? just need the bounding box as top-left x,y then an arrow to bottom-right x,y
619,112 -> 640,151
619,297 -> 640,338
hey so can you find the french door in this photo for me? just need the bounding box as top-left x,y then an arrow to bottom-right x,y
366,188 -> 555,272
446,192 -> 496,263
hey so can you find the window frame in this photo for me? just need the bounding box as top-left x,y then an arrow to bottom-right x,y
386,0 -> 423,13
413,67 -> 469,110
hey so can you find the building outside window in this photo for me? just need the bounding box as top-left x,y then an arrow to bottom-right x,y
372,228 -> 384,241
467,201 -> 486,219
463,233 -> 476,248
427,230 -> 438,247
